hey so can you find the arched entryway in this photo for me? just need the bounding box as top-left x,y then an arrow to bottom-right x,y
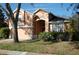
33,15 -> 49,39
33,19 -> 45,35
35,20 -> 45,35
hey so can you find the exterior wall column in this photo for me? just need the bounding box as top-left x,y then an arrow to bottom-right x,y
32,14 -> 36,39
45,19 -> 49,32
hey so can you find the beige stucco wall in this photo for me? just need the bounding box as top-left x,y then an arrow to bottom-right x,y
9,9 -> 33,40
18,28 -> 32,39
34,10 -> 49,32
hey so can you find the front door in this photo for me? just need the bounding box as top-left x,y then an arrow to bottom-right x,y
34,20 -> 45,35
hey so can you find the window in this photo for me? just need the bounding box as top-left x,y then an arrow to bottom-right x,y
50,21 -> 64,32
18,14 -> 24,26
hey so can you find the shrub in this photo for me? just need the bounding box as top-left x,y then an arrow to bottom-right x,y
0,27 -> 10,39
52,32 -> 65,41
0,23 -> 8,29
38,31 -> 79,41
38,32 -> 70,42
62,32 -> 70,41
72,32 -> 79,41
38,32 -> 65,42
38,32 -> 54,41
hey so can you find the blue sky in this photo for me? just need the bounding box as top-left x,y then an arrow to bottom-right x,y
2,3 -> 74,18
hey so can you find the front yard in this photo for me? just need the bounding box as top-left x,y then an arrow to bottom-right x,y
0,40 -> 79,54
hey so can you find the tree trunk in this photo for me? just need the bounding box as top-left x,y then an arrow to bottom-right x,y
12,3 -> 21,43
13,21 -> 19,42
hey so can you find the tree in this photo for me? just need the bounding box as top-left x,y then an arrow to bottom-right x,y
61,3 -> 79,41
0,7 -> 8,28
0,8 -> 6,28
0,8 -> 10,39
0,8 -> 4,23
69,19 -> 76,41
67,3 -> 79,32
0,3 -> 21,43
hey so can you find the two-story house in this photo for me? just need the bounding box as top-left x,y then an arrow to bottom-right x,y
8,8 -> 70,40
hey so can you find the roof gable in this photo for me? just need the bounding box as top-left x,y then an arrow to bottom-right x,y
13,8 -> 32,15
33,9 -> 48,15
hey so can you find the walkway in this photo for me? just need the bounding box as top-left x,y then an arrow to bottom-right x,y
0,39 -> 29,43
0,49 -> 40,55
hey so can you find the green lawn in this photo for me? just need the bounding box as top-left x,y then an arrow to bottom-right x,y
0,40 -> 79,54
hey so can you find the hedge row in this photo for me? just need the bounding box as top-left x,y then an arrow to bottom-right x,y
38,32 -> 79,42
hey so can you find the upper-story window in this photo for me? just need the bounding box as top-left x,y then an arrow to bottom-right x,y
18,14 -> 24,26
19,15 -> 22,20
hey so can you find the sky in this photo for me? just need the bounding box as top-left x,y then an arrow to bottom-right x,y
2,3 -> 75,18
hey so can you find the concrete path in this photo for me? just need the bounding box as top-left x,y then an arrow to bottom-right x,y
0,49 -> 40,55
0,39 -> 28,43
0,39 -> 13,43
